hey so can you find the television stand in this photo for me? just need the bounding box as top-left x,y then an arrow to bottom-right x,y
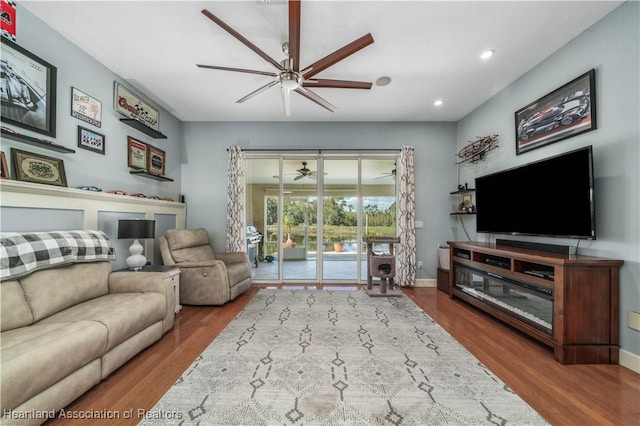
447,241 -> 623,364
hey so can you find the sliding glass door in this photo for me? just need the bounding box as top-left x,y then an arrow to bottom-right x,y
246,154 -> 396,283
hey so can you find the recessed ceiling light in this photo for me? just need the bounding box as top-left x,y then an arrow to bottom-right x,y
375,76 -> 392,87
434,99 -> 443,106
480,50 -> 495,60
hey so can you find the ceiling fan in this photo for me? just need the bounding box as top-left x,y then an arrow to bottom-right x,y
294,161 -> 316,180
376,164 -> 396,180
197,1 -> 374,116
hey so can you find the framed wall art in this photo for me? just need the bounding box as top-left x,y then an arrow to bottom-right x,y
114,82 -> 159,131
11,148 -> 67,187
71,87 -> 102,127
77,126 -> 105,155
515,69 -> 596,155
127,136 -> 147,170
146,144 -> 166,176
1,151 -> 9,179
0,39 -> 57,137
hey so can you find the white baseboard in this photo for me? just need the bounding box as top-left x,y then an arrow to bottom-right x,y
415,278 -> 436,288
619,349 -> 640,374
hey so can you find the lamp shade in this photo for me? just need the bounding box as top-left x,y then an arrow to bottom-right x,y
117,219 -> 155,239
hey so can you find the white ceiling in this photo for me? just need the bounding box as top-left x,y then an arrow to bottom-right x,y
23,1 -> 622,122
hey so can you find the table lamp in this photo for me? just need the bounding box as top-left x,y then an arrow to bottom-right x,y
118,219 -> 155,270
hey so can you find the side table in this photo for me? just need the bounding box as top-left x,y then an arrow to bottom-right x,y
118,265 -> 182,314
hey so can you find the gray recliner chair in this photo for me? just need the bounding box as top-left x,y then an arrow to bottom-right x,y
159,228 -> 252,305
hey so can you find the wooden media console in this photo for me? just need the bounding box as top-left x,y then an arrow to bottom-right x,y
447,241 -> 623,364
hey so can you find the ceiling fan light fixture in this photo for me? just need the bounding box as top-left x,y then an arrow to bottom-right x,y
434,99 -> 444,106
280,72 -> 301,90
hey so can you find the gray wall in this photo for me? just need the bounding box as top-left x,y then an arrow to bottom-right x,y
456,1 -> 639,357
181,121 -> 457,277
3,5 -> 183,200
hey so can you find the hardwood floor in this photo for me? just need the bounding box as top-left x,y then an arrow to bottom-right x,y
46,286 -> 640,425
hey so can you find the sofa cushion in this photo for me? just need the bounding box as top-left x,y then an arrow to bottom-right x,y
0,280 -> 34,332
0,321 -> 107,412
19,262 -> 111,322
38,292 -> 166,352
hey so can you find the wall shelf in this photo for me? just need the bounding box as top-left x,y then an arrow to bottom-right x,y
1,129 -> 75,153
451,188 -> 476,214
120,119 -> 167,139
450,188 -> 475,195
130,170 -> 174,182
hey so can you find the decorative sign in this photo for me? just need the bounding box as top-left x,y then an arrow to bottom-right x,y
11,148 -> 67,187
1,1 -> 17,41
71,87 -> 102,127
146,144 -> 165,176
114,82 -> 159,131
77,126 -> 105,155
127,136 -> 147,170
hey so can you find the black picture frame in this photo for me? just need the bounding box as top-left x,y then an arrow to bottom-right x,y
77,126 -> 105,155
0,39 -> 57,137
515,69 -> 596,155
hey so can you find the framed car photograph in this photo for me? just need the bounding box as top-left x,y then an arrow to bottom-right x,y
71,87 -> 102,128
127,136 -> 147,170
1,39 -> 57,137
146,144 -> 166,176
11,148 -> 67,187
1,151 -> 9,179
77,126 -> 105,155
515,69 -> 596,155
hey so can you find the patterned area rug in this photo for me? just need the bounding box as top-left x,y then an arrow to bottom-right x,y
141,289 -> 548,425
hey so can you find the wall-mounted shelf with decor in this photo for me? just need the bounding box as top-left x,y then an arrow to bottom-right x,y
130,170 -> 174,182
1,129 -> 75,153
120,119 -> 167,139
450,188 -> 476,215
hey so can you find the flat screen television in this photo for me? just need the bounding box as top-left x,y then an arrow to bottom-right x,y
475,146 -> 595,239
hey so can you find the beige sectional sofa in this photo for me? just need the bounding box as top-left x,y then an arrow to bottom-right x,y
0,232 -> 175,426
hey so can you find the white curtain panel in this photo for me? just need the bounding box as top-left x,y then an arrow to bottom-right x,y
396,146 -> 417,286
226,146 -> 246,252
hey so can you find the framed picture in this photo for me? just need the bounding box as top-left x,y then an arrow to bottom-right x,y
11,148 -> 67,187
1,151 -> 9,179
114,82 -> 159,131
77,126 -> 105,154
71,87 -> 102,127
147,144 -> 166,176
0,39 -> 57,137
127,136 -> 147,170
515,69 -> 596,155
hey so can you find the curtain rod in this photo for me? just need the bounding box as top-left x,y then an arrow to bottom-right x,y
227,148 -> 401,152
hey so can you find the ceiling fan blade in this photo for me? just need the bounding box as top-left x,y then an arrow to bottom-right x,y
301,33 -> 374,79
303,79 -> 372,90
236,80 -> 280,104
282,87 -> 292,117
288,0 -> 301,72
294,174 -> 304,181
296,89 -> 336,112
196,64 -> 278,77
201,9 -> 283,71
295,88 -> 336,113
